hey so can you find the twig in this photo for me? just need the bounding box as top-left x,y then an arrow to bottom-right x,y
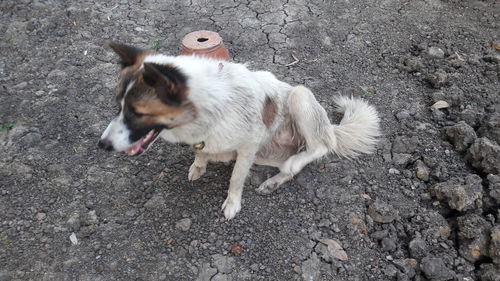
285,54 -> 300,66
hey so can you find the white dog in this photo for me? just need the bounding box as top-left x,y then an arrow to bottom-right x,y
99,42 -> 380,220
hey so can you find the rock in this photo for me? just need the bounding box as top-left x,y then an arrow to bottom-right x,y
458,108 -> 481,128
370,230 -> 389,240
211,273 -> 231,281
477,263 -> 500,281
384,264 -> 398,277
477,114 -> 500,143
415,160 -> 430,181
392,136 -> 419,154
175,218 -> 192,232
368,200 -> 398,223
420,257 -> 455,281
36,212 -> 46,221
466,137 -> 500,174
428,47 -> 445,58
212,254 -> 234,274
444,121 -> 477,152
429,174 -> 483,211
144,193 -> 166,209
421,211 -> 451,241
408,237 -> 428,260
402,57 -> 424,73
196,262 -> 217,281
381,237 -> 397,252
395,110 -> 411,121
393,258 -> 417,278
393,153 -> 412,166
301,253 -> 321,281
427,70 -> 448,89
67,214 -> 81,231
457,214 -> 491,263
488,174 -> 500,204
490,225 -> 500,265
316,239 -> 348,262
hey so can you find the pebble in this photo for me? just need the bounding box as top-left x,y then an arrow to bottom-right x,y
408,237 -> 428,260
175,218 -> 192,232
420,257 -> 455,280
428,47 -> 445,58
415,160 -> 430,181
36,212 -> 46,221
368,200 -> 399,223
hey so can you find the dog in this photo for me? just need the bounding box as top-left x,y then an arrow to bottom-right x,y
99,42 -> 380,220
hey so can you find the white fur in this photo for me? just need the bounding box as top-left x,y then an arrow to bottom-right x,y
102,54 -> 381,220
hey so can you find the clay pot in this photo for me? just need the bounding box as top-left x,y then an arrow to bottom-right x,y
180,30 -> 230,60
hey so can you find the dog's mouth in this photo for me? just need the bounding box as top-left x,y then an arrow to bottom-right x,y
124,129 -> 161,156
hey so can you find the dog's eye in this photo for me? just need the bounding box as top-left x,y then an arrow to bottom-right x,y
127,105 -> 154,118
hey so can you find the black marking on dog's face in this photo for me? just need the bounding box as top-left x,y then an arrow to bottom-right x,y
142,63 -> 188,106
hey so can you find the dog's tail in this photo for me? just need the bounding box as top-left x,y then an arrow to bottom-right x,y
326,96 -> 380,158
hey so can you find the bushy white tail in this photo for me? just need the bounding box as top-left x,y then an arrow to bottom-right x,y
328,96 -> 380,158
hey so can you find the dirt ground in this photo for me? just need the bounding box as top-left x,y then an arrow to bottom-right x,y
1,0 -> 499,280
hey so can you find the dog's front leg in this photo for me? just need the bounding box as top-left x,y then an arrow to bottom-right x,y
221,147 -> 258,220
188,152 -> 208,181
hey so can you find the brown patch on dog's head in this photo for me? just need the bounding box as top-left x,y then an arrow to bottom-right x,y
262,96 -> 278,128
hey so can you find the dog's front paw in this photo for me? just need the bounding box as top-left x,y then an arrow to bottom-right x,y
255,178 -> 281,195
188,163 -> 206,181
221,197 -> 241,220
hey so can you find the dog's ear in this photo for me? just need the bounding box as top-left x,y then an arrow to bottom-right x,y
142,63 -> 187,106
108,42 -> 143,68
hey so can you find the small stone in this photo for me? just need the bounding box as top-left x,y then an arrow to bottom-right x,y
393,258 -> 416,278
415,160 -> 430,181
211,273 -> 230,281
487,174 -> 500,204
427,70 -> 448,89
384,264 -> 398,277
69,232 -> 78,245
428,47 -> 445,58
429,174 -> 483,211
144,193 -> 166,209
196,263 -> 217,281
301,253 -> 321,281
175,218 -> 192,232
13,81 -> 28,89
488,226 -> 500,265
381,237 -> 397,252
36,212 -> 46,221
368,200 -> 398,223
370,230 -> 389,240
67,214 -> 81,231
444,121 -> 477,152
408,237 -> 428,260
388,168 -> 400,175
466,137 -> 500,175
393,153 -> 412,166
420,257 -> 455,281
212,254 -> 234,274
395,111 -> 411,121
392,136 -> 418,154
478,263 -> 500,281
457,214 -> 491,263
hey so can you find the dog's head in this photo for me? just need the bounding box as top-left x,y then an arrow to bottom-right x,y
98,42 -> 196,156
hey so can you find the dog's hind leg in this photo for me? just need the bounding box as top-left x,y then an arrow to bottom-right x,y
256,85 -> 330,194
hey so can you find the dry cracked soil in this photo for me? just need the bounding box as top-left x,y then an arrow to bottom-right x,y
0,0 -> 499,280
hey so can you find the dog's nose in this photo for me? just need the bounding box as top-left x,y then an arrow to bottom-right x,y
98,139 -> 114,151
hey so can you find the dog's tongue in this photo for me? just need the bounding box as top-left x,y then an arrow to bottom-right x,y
125,142 -> 142,156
